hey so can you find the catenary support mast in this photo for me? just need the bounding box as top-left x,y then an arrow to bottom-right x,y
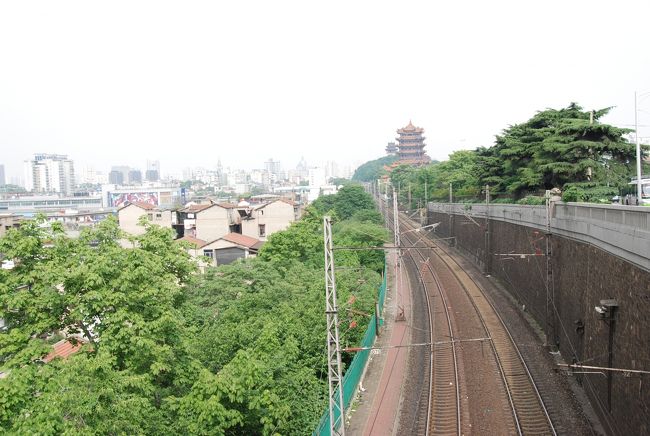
323,216 -> 345,435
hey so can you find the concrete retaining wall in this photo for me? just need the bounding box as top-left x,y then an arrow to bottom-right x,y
427,202 -> 650,436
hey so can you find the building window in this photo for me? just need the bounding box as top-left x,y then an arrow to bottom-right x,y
155,213 -> 162,219
258,224 -> 266,237
203,249 -> 214,259
147,213 -> 153,221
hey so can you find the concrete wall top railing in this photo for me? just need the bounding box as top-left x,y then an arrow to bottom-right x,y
428,202 -> 650,272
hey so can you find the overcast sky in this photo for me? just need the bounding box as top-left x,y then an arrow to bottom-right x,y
1,0 -> 649,180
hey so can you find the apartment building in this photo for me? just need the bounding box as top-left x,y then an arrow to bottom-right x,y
23,154 -> 75,195
117,202 -> 174,236
240,199 -> 297,241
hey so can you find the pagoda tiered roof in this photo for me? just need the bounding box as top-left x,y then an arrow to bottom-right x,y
393,120 -> 430,167
396,120 -> 425,134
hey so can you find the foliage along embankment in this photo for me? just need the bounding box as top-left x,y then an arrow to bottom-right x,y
351,154 -> 399,182
386,103 -> 649,205
0,184 -> 387,435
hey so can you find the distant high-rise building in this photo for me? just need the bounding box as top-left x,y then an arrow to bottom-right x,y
79,166 -> 107,185
108,170 -> 124,185
146,160 -> 160,181
386,142 -> 398,155
145,169 -> 159,182
0,164 -> 5,187
109,166 -> 131,184
325,161 -> 340,180
128,169 -> 142,184
264,158 -> 281,177
23,153 -> 75,195
182,167 -> 194,181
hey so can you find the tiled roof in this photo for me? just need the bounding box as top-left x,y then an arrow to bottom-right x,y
43,339 -> 84,363
182,203 -> 214,212
221,232 -> 260,248
397,120 -> 424,134
176,235 -> 207,248
255,199 -> 295,210
182,202 -> 237,213
120,201 -> 157,211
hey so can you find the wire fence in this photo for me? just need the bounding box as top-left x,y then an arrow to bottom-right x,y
313,261 -> 387,436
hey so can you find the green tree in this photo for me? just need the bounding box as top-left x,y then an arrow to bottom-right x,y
0,184 -> 387,434
351,155 -> 398,182
0,216 -> 199,433
476,103 -> 636,198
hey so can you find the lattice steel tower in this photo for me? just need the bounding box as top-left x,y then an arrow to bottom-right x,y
323,216 -> 345,435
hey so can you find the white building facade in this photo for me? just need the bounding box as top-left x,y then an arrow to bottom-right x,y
23,154 -> 75,195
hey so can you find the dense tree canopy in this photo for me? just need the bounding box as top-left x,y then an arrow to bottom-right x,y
0,187 -> 386,434
311,184 -> 376,221
372,103 -> 646,204
476,103 -> 636,197
351,155 -> 398,182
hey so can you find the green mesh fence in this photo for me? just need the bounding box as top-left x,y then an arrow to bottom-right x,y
313,261 -> 388,436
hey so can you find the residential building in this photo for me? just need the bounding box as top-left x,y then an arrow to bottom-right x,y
202,233 -> 263,265
0,214 -> 22,237
42,339 -> 84,363
240,199 -> 297,241
178,202 -> 237,242
23,154 -> 75,195
178,232 -> 263,267
0,164 -> 5,186
117,201 -> 174,236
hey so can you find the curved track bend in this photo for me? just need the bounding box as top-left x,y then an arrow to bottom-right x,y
393,207 -> 556,436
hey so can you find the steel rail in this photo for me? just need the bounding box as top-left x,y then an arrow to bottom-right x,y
401,210 -> 557,436
394,211 -> 461,436
412,252 -> 435,436
418,254 -> 462,436
388,209 -> 435,436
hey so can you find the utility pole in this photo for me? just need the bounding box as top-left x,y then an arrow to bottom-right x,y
323,216 -> 345,436
544,190 -> 552,347
424,178 -> 428,207
635,92 -> 643,205
408,183 -> 412,210
484,185 -> 490,275
380,180 -> 389,231
398,181 -> 401,207
449,182 -> 453,242
393,187 -> 401,262
392,187 -> 405,321
587,110 -> 594,180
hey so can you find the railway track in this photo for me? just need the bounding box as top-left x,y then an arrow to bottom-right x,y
393,206 -> 556,435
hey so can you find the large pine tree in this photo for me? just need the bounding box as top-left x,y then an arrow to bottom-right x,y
476,103 -> 636,197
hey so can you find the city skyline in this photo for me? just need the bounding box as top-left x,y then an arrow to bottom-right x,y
1,1 -> 650,181
1,154 -> 355,187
